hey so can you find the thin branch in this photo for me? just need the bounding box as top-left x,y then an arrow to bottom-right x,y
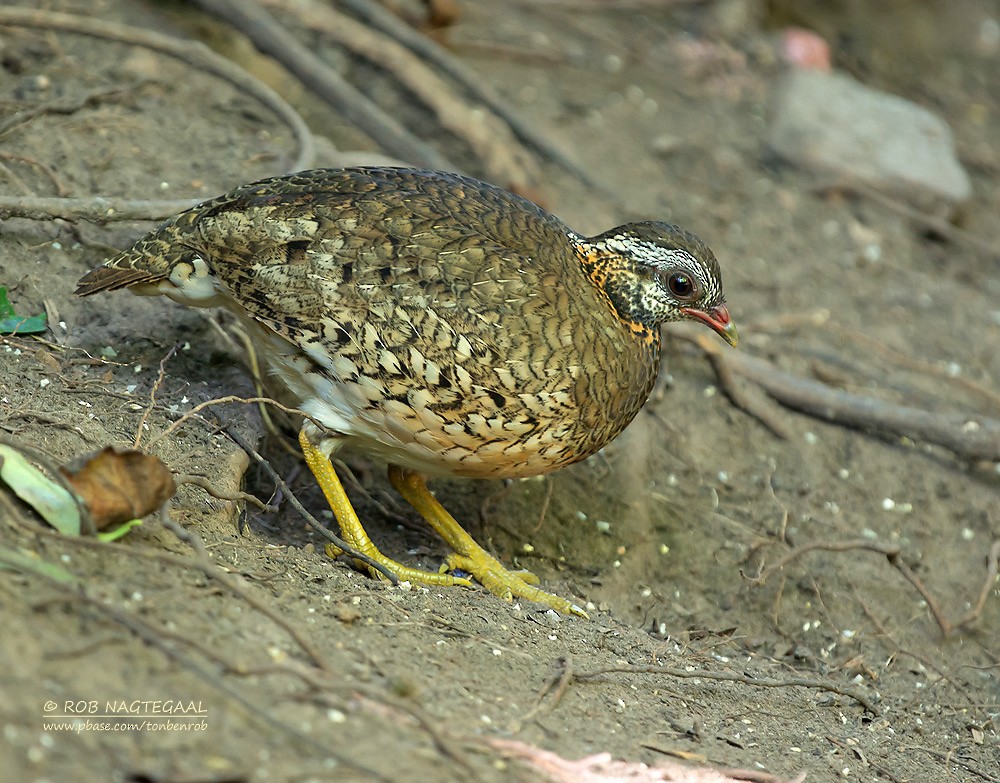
0,194 -> 202,222
699,336 -> 1000,462
175,474 -> 279,512
571,663 -> 881,715
0,6 -> 314,222
157,507 -> 333,672
817,181 -> 1000,261
335,0 -> 607,193
263,0 -> 536,190
755,537 -> 1000,638
190,0 -> 452,171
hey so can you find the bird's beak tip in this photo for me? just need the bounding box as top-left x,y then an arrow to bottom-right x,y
683,303 -> 738,347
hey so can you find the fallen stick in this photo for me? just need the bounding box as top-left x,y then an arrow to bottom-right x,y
697,335 -> 1000,462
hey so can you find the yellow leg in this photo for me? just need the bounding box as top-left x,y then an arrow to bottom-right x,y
388,465 -> 588,618
298,429 -> 472,588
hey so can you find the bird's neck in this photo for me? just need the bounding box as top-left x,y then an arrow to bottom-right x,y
572,239 -> 661,348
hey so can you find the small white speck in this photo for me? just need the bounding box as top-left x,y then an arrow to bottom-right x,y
480,715 -> 492,724
837,468 -> 850,479
327,709 -> 346,723
133,364 -> 143,374
595,519 -> 611,534
804,431 -> 818,445
51,241 -> 62,251
78,400 -> 92,408
126,384 -> 137,393
39,378 -> 50,388
703,385 -> 717,398
159,181 -> 170,190
862,243 -> 881,263
961,528 -> 975,541
717,471 -> 729,483
882,498 -> 895,511
492,649 -> 502,656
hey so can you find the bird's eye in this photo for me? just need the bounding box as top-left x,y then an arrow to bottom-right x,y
664,271 -> 699,300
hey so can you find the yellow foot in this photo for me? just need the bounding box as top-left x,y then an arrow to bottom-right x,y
389,465 -> 588,618
298,429 -> 471,589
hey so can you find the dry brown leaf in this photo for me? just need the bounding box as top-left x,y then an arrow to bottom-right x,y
60,447 -> 175,530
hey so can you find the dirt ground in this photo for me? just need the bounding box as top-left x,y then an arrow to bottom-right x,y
1,1 -> 998,781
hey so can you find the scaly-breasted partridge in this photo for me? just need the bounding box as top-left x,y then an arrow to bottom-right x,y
77,167 -> 737,615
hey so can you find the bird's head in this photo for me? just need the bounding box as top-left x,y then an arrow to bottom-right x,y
580,221 -> 737,346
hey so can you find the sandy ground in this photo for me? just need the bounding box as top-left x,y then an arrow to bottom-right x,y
1,1 -> 998,781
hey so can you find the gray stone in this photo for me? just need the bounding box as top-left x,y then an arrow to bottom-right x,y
766,69 -> 971,209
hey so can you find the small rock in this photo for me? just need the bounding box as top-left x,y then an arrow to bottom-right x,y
766,69 -> 971,211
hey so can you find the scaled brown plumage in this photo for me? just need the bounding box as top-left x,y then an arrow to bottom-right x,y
77,167 -> 736,615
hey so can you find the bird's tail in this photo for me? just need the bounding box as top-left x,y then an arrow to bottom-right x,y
75,219 -> 194,297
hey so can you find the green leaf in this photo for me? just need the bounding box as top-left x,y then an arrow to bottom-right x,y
0,444 -> 81,535
0,286 -> 47,334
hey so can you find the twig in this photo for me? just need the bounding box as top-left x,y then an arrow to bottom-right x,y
157,507 -> 333,671
175,474 -> 278,512
263,0 -> 536,190
335,0 -> 608,195
691,335 -> 791,439
0,194 -> 202,222
756,537 -> 1000,638
0,82 -> 145,139
519,655 -> 574,725
0,6 -> 314,221
14,560 -> 382,777
824,324 -> 1000,416
904,746 -> 1000,783
571,663 -> 881,715
133,343 -> 179,448
190,0 -> 452,171
510,0 -> 706,7
145,394 -> 318,449
703,337 -> 1000,462
219,420 -> 400,585
530,479 -> 555,534
0,151 -> 67,194
817,181 -> 1000,261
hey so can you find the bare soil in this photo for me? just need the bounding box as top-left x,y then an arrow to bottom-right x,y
1,1 -> 997,782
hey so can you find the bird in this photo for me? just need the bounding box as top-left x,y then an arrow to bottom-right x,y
76,167 -> 737,616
